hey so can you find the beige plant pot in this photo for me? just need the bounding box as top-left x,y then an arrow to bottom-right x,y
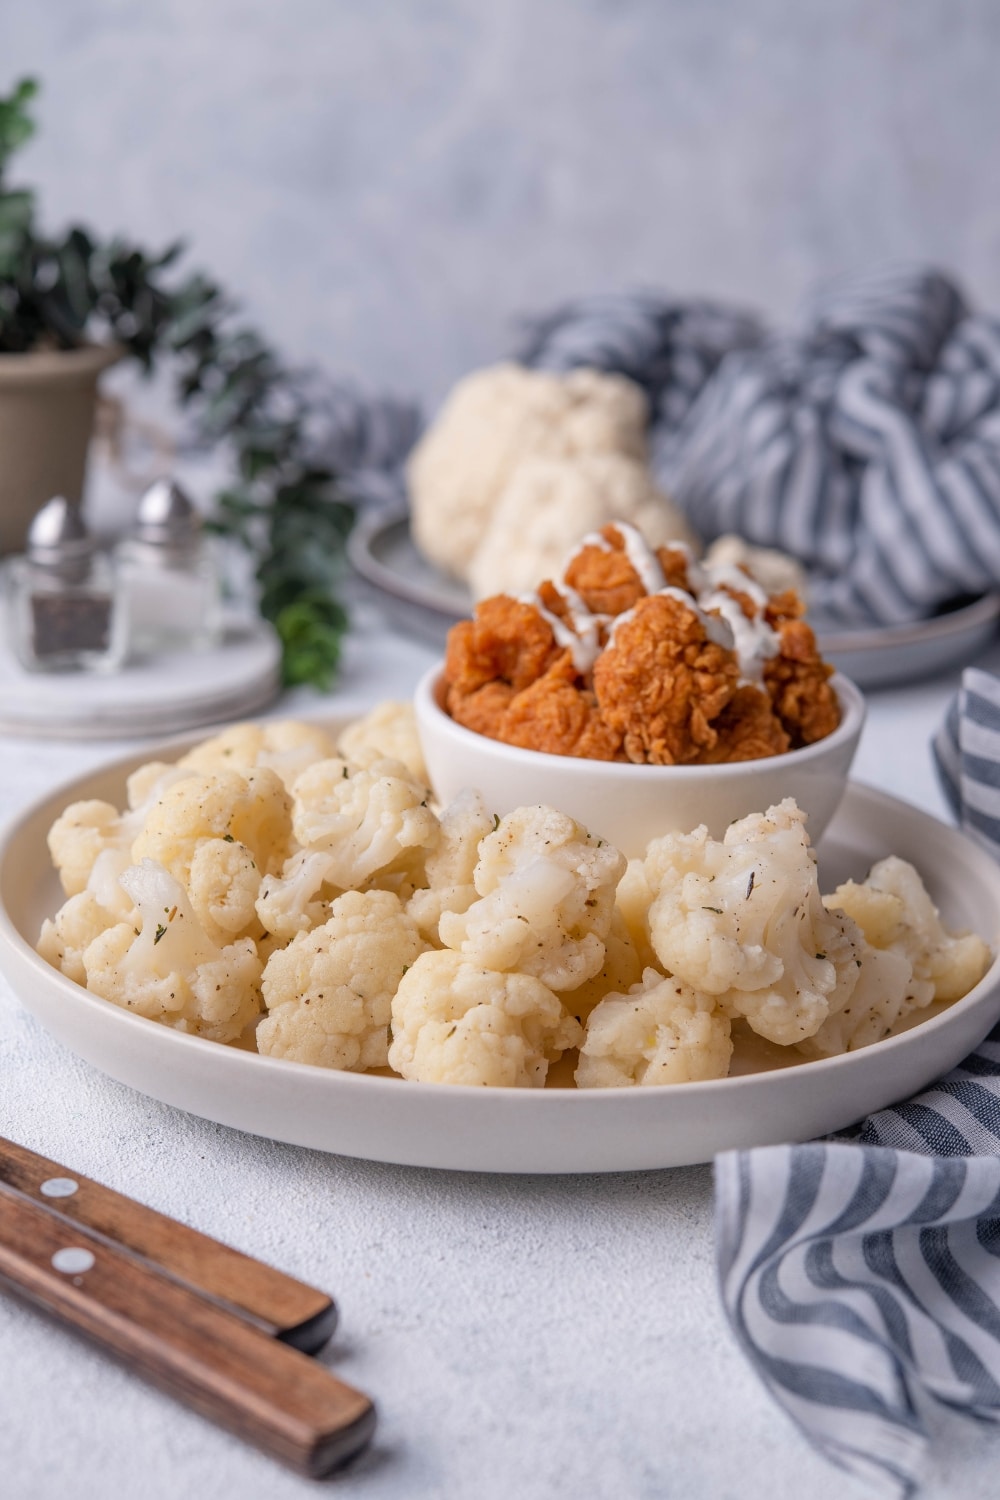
0,343 -> 122,555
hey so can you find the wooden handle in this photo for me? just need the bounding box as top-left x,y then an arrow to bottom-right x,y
0,1187 -> 375,1477
0,1136 -> 335,1351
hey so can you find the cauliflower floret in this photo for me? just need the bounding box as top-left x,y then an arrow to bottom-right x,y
576,968 -> 732,1087
38,892 -> 121,985
82,859 -> 261,1042
338,702 -> 429,788
406,789 -> 497,943
644,798 -> 863,1046
257,890 -> 427,1071
561,909 -> 644,1023
615,858 -> 659,971
703,533 -> 808,601
387,949 -> 582,1087
255,848 -> 342,943
467,452 -> 697,601
438,805 -> 626,991
125,760 -> 195,813
408,363 -> 650,581
178,720 -> 338,792
291,756 -> 439,890
831,856 -> 991,1004
188,838 -> 264,944
47,800 -> 131,896
800,856 -> 994,1057
132,768 -> 292,885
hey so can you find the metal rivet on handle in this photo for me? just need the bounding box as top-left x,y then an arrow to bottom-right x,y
40,1177 -> 78,1198
51,1248 -> 95,1275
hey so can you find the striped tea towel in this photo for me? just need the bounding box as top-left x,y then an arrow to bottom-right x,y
519,265 -> 1000,632
714,670 -> 1000,1497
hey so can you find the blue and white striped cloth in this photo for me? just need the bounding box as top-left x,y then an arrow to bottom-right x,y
715,670 -> 1000,1497
519,266 -> 1000,631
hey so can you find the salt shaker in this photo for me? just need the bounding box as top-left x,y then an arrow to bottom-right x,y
116,479 -> 223,655
5,496 -> 126,673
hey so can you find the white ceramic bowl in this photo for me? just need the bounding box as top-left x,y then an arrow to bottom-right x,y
414,666 -> 866,856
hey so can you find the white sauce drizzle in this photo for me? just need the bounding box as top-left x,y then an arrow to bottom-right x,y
613,522 -> 667,595
525,528 -> 782,680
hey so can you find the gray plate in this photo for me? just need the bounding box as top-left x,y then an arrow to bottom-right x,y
348,510 -> 1000,687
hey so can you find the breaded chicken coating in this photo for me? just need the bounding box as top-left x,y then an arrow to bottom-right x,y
697,685 -> 791,764
592,593 -> 740,765
763,615 -> 840,747
501,655 -> 623,761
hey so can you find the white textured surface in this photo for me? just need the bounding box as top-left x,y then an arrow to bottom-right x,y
2,600 -> 1000,1499
6,2 -> 1000,404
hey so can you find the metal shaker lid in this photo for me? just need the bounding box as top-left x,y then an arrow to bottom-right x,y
26,496 -> 95,573
133,479 -> 202,545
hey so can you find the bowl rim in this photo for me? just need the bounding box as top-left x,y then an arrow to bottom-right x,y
415,664 -> 866,779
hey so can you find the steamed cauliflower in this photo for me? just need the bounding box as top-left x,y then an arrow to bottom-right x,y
291,756 -> 439,890
438,805 -> 626,991
576,968 -> 732,1088
255,848 -> 343,943
387,949 -> 582,1087
467,452 -> 697,601
406,789 -> 497,943
132,767 -> 292,885
257,890 -> 427,1071
47,800 -> 132,897
82,859 -> 262,1042
644,799 -> 864,1046
408,363 -> 650,581
178,719 -> 338,791
38,891 -> 123,986
338,702 -> 429,787
799,856 -> 993,1056
560,909 -> 644,1023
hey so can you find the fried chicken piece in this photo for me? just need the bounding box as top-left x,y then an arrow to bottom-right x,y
593,593 -> 740,765
445,595 -> 562,696
764,618 -> 840,746
563,538 -> 647,617
695,686 -> 790,764
502,655 -> 624,761
655,545 -> 695,593
447,679 -> 517,741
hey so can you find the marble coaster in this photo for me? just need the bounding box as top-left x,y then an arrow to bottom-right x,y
0,614 -> 282,738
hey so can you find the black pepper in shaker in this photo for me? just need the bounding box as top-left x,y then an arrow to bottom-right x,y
5,496 -> 126,673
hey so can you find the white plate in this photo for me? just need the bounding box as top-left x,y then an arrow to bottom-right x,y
2,729 -> 999,1173
348,510 -> 1000,687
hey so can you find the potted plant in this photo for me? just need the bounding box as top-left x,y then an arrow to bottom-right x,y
0,78 -> 353,688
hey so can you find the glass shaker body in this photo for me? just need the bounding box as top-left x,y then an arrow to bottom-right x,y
5,549 -> 127,673
117,535 -> 223,656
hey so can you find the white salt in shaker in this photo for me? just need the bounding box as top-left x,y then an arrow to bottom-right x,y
117,479 -> 223,655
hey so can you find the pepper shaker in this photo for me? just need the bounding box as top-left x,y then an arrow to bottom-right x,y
116,479 -> 223,655
5,496 -> 126,673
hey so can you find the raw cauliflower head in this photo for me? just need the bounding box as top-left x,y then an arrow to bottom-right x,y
82,859 -> 262,1042
178,719 -> 338,791
576,968 -> 732,1088
337,702 -> 429,788
387,949 -> 582,1087
132,767 -> 293,885
406,789 -> 497,944
291,756 -> 439,890
438,805 -> 626,991
467,452 -> 697,601
644,798 -> 864,1046
800,855 -> 994,1057
408,362 -> 650,581
257,889 -> 428,1072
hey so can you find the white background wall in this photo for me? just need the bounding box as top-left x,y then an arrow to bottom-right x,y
5,0 -> 1000,410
